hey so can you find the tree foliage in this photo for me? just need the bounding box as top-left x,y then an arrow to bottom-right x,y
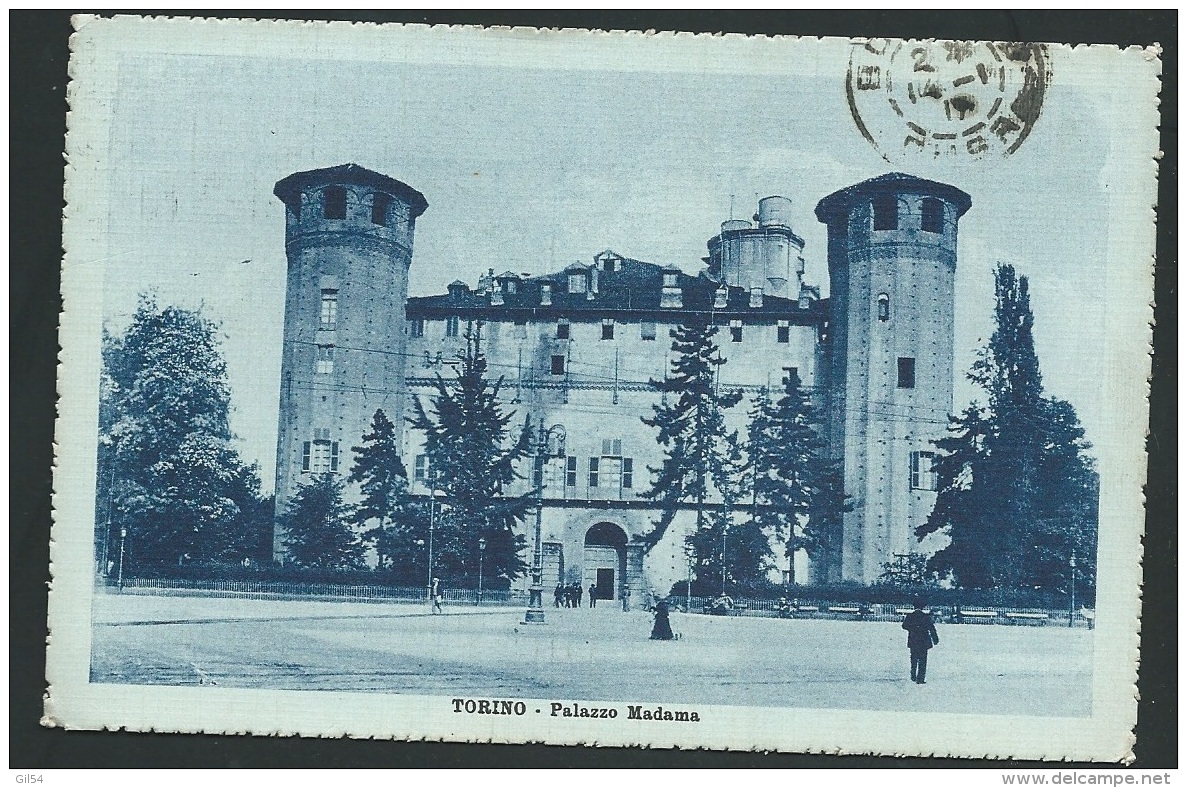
408,324 -> 533,585
98,296 -> 265,570
348,409 -> 411,568
641,318 -> 743,555
280,474 -> 366,570
747,371 -> 847,586
918,265 -> 1099,595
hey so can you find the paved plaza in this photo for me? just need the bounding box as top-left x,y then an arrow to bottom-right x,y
90,591 -> 1093,717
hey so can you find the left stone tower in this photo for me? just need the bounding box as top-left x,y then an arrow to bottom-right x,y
272,164 -> 428,560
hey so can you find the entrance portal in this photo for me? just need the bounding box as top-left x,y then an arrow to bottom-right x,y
584,522 -> 627,601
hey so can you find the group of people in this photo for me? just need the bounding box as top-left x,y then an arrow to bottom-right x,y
553,582 -> 599,608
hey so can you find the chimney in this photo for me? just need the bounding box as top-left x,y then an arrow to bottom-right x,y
588,265 -> 599,299
714,287 -> 728,309
750,287 -> 764,308
540,282 -> 552,306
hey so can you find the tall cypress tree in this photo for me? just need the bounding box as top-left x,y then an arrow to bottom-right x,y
409,324 -> 534,586
919,264 -> 1099,594
641,318 -> 743,559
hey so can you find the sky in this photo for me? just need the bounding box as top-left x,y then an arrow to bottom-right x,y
95,35 -> 1122,491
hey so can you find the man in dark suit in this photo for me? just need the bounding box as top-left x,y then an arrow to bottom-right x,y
901,598 -> 940,684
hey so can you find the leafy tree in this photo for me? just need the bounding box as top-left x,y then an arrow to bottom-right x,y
99,296 -> 263,569
641,318 -> 743,558
918,265 -> 1099,594
280,474 -> 365,570
408,324 -> 534,585
877,553 -> 937,587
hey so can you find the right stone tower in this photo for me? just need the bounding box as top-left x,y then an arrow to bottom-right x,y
815,173 -> 971,584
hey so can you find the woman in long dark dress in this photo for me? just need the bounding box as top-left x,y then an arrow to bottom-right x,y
650,599 -> 674,640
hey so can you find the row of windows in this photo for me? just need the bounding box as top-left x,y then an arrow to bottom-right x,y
302,187 -> 395,227
338,443 -> 935,492
872,196 -> 945,233
408,317 -> 795,343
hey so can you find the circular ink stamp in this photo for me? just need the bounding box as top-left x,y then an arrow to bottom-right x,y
847,39 -> 1051,159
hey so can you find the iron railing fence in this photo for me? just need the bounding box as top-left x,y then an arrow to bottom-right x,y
112,577 -> 527,606
104,578 -> 1093,626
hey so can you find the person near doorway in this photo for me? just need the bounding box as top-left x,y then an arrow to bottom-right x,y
431,577 -> 443,614
553,584 -> 564,608
650,599 -> 674,640
575,584 -> 584,608
902,598 -> 939,683
588,584 -> 597,608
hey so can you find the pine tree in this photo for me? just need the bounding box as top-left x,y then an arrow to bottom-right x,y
98,296 -> 264,569
408,324 -> 534,586
747,371 -> 833,587
919,265 -> 1099,593
348,409 -> 411,570
280,474 -> 365,570
641,317 -> 743,574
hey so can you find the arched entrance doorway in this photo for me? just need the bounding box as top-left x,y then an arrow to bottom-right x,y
584,522 -> 627,601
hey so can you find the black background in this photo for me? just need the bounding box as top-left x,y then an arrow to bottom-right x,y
10,10 -> 1177,769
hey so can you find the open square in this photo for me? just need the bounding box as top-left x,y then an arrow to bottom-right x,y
91,592 -> 1092,717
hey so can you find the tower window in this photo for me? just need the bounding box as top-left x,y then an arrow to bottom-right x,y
877,293 -> 891,322
551,354 -> 565,375
897,357 -> 916,389
777,320 -> 790,343
305,439 -> 339,473
556,319 -> 570,339
910,451 -> 938,491
320,289 -> 338,328
921,198 -> 944,234
601,319 -> 615,340
315,345 -> 334,374
410,318 -> 425,338
323,186 -> 346,220
588,457 -> 600,488
566,456 -> 578,487
371,193 -> 391,226
569,273 -> 587,294
729,319 -> 743,343
872,195 -> 898,231
640,321 -> 657,341
445,316 -> 460,337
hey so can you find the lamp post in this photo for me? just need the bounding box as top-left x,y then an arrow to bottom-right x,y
685,543 -> 694,612
1069,548 -> 1077,628
117,527 -> 127,590
426,469 -> 437,605
525,422 -> 565,624
477,536 -> 486,606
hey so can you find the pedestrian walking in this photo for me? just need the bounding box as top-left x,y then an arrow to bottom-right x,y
431,577 -> 444,615
901,598 -> 939,684
575,583 -> 583,608
588,584 -> 597,608
650,599 -> 674,640
554,583 -> 563,608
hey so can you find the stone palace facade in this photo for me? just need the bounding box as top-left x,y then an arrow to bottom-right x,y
271,164 -> 970,596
